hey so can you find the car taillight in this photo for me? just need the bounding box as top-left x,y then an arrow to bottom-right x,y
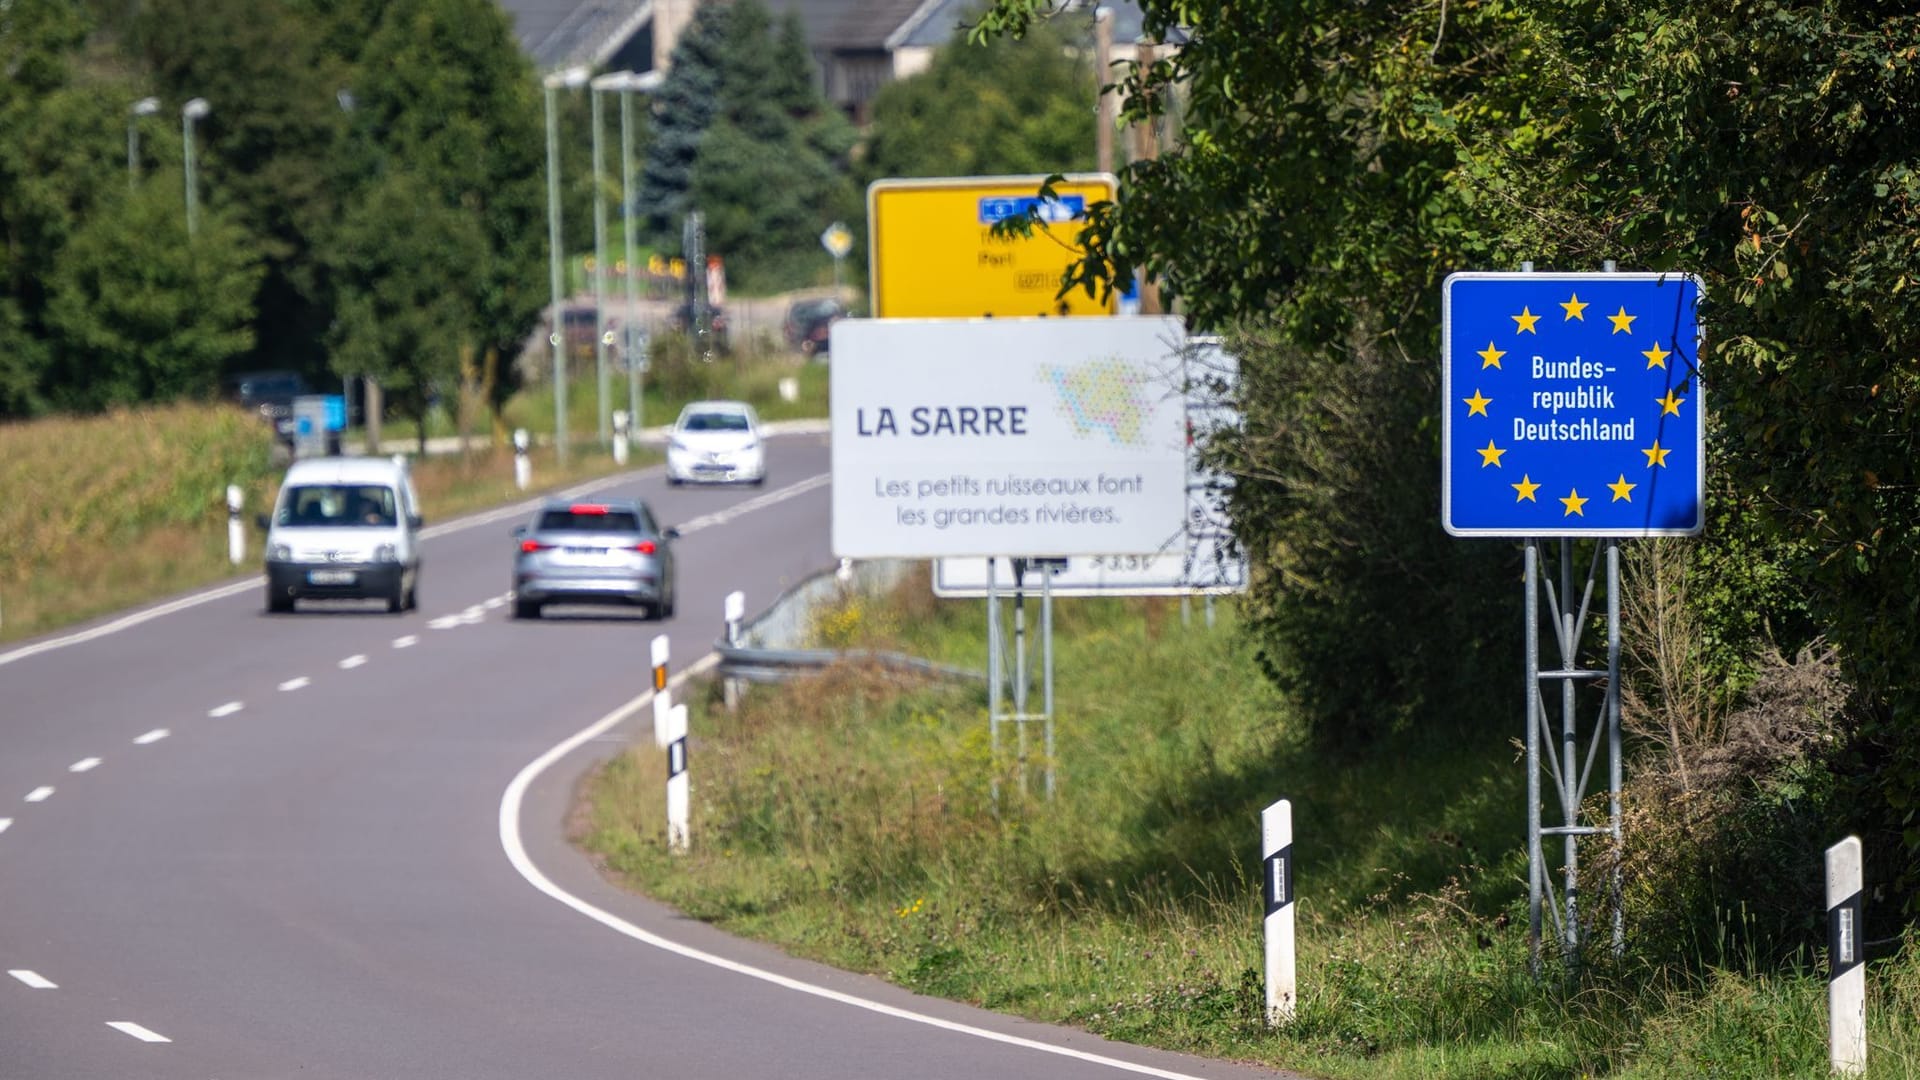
633,540 -> 656,555
569,503 -> 609,515
521,540 -> 546,553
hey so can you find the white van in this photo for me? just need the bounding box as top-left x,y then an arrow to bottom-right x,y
260,456 -> 422,614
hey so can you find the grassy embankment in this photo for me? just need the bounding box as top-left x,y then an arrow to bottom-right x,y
0,354 -> 826,645
581,567 -> 1920,1079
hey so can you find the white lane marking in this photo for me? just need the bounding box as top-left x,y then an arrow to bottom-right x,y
339,654 -> 367,670
105,1021 -> 171,1043
209,702 -> 243,718
278,676 -> 310,692
68,758 -> 101,773
426,615 -> 461,630
25,787 -> 53,803
9,970 -> 56,989
499,646 -> 1211,1080
0,818 -> 11,833
392,635 -> 418,649
483,596 -> 507,610
134,729 -> 170,745
461,605 -> 485,624
676,473 -> 830,534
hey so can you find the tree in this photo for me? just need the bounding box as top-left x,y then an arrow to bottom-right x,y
972,0 -> 1920,909
642,0 -> 858,290
327,167 -> 486,441
862,13 -> 1097,183
0,0 -> 110,415
133,0 -> 348,382
325,0 -> 548,415
41,185 -> 261,410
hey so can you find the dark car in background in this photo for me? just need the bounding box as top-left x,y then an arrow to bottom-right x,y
227,370 -> 307,439
783,297 -> 845,357
510,498 -> 678,620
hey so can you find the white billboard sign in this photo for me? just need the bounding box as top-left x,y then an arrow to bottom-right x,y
934,337 -> 1248,596
830,316 -> 1189,558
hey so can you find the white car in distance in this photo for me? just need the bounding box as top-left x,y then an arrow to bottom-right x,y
665,400 -> 766,486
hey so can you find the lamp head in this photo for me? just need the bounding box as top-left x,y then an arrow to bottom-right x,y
183,97 -> 211,120
131,97 -> 161,117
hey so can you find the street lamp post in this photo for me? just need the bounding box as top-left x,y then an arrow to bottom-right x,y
589,74 -> 614,449
128,97 -> 159,188
543,66 -> 589,463
182,97 -> 210,236
621,72 -> 663,437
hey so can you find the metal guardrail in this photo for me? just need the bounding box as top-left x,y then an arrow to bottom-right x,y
713,643 -> 983,685
711,557 -> 982,686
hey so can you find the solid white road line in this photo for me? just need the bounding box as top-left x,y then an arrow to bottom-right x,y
24,787 -> 53,803
105,1021 -> 170,1043
133,729 -> 170,745
8,970 -> 56,989
393,635 -> 418,649
499,649 -> 1213,1080
278,676 -> 310,692
68,758 -> 100,773
208,702 -> 243,718
339,654 -> 368,670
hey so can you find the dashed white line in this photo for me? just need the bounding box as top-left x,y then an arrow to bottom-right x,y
278,676 -> 311,692
24,787 -> 53,803
8,970 -> 56,989
339,654 -> 367,670
68,758 -> 101,773
0,818 -> 11,834
208,702 -> 243,718
393,635 -> 418,649
105,1021 -> 171,1043
426,615 -> 461,630
134,729 -> 170,745
483,596 -> 507,610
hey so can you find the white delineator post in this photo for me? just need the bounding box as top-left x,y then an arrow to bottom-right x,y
723,590 -> 745,711
1262,798 -> 1296,1025
665,702 -> 689,853
650,633 -> 671,748
1827,835 -> 1866,1075
226,484 -> 245,565
513,428 -> 531,490
612,410 -> 630,466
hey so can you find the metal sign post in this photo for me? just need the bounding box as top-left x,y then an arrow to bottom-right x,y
1442,268 -> 1705,973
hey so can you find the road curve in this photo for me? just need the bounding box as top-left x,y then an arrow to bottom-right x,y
0,432 -> 1297,1080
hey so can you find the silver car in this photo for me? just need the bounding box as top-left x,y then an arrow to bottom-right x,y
511,498 -> 678,620
665,400 -> 766,485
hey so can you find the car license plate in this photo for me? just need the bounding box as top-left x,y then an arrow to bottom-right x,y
557,548 -> 623,566
308,569 -> 356,585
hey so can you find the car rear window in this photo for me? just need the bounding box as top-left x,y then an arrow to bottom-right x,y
682,411 -> 750,433
537,509 -> 642,532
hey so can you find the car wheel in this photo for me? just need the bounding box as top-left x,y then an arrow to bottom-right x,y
513,599 -> 542,620
404,578 -> 418,611
799,338 -> 817,357
662,584 -> 676,619
386,582 -> 406,614
267,587 -> 294,614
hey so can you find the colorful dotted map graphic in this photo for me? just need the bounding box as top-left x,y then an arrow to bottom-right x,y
1041,357 -> 1154,445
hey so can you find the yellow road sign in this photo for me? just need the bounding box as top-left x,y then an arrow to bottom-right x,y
868,174 -> 1118,318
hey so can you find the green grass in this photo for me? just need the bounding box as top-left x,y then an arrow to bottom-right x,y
580,568 -> 1920,1079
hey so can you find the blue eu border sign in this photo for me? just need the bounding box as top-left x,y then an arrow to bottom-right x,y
1442,271 -> 1705,537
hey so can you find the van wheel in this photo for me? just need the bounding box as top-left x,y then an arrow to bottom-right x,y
404,577 -> 419,611
267,588 -> 294,614
386,582 -> 405,614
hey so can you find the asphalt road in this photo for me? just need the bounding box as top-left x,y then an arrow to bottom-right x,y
0,432 -> 1298,1080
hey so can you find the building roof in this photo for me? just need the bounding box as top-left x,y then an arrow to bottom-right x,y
498,0 -> 654,70
888,0 -> 1160,50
